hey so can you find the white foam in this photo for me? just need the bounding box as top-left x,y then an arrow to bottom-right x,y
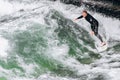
0,0 -> 39,16
49,44 -> 69,58
38,74 -> 76,80
12,77 -> 35,80
17,56 -> 37,75
0,36 -> 9,57
108,69 -> 120,80
0,0 -> 13,16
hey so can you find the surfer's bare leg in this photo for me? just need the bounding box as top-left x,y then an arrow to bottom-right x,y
91,22 -> 106,46
95,33 -> 106,46
95,33 -> 103,42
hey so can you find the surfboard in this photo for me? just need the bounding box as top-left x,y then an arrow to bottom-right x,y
95,42 -> 108,52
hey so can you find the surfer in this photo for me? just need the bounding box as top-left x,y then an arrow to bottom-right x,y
74,10 -> 106,46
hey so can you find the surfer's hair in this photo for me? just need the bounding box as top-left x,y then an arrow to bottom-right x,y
82,10 -> 87,14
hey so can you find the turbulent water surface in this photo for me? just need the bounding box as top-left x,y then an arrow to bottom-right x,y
0,0 -> 120,80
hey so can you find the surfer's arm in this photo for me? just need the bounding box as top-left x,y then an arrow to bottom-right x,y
77,16 -> 83,19
74,16 -> 83,21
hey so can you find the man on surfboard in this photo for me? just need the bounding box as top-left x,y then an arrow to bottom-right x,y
74,10 -> 106,46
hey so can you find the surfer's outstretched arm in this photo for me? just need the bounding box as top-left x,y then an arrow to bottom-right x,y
74,16 -> 83,21
77,16 -> 83,19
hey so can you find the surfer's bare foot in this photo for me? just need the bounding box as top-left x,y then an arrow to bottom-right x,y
101,42 -> 106,46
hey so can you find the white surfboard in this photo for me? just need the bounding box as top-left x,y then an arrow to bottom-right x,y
95,42 -> 108,52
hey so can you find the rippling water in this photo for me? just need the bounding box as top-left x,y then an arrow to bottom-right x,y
0,0 -> 120,80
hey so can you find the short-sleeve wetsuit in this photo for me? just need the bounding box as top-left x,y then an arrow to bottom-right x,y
77,13 -> 103,42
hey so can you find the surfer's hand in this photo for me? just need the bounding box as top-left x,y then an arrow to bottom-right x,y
90,31 -> 94,35
74,18 -> 78,21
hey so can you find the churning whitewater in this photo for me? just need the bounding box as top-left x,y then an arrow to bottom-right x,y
0,0 -> 120,80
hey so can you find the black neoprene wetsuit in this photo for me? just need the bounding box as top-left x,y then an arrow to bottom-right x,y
77,13 -> 103,42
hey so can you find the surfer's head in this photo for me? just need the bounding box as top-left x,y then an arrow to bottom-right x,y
82,10 -> 87,17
